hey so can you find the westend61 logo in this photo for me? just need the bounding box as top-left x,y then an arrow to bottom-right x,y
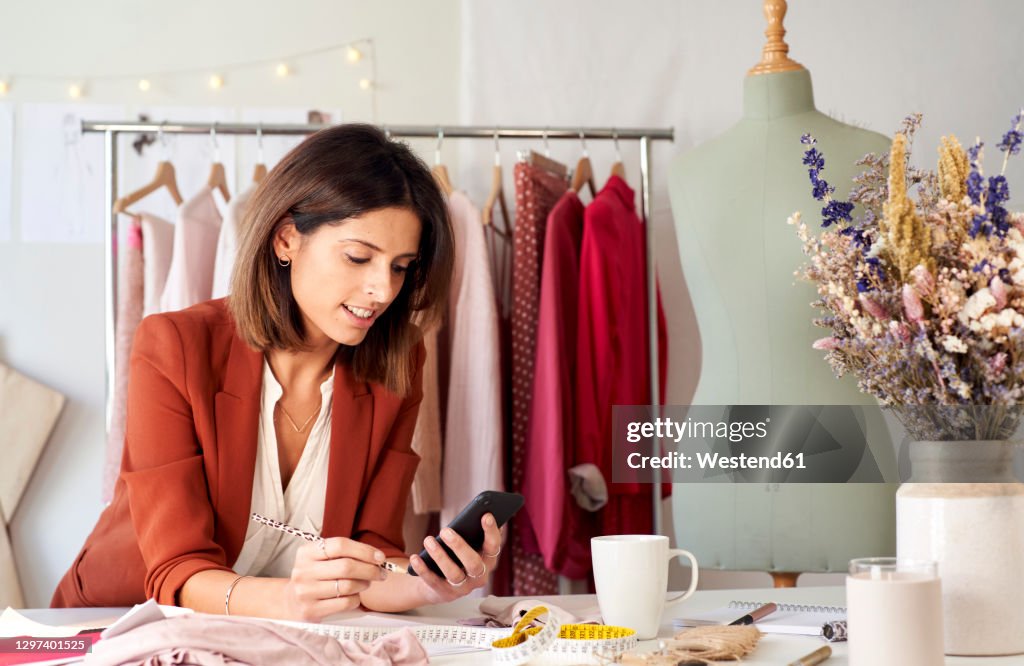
612,405 -> 895,484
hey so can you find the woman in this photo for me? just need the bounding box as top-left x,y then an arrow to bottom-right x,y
52,124 -> 502,621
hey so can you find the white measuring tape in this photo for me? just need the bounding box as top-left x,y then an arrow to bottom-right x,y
279,606 -> 637,665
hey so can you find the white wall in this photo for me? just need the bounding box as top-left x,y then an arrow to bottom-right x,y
457,0 -> 1024,590
0,0 -> 461,607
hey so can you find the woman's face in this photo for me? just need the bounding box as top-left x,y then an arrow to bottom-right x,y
274,206 -> 422,348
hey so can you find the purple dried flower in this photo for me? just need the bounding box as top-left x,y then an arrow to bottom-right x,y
821,200 -> 855,227
989,175 -> 1010,205
997,111 -> 1023,155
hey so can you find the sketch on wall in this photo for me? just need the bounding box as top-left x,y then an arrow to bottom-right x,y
18,104 -> 124,244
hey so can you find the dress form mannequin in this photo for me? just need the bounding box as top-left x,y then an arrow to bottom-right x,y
668,1 -> 897,585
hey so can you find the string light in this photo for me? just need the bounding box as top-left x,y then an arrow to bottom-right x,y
0,39 -> 378,113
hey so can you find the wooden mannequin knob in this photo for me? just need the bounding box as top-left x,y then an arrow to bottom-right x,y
748,0 -> 805,76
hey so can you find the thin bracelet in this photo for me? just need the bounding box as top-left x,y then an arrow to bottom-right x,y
225,575 -> 250,616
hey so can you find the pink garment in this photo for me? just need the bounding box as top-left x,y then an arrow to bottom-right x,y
161,186 -> 222,312
140,212 -> 174,317
87,614 -> 429,666
409,322 -> 442,514
442,192 -> 504,527
521,191 -> 595,579
211,184 -> 256,299
103,217 -> 145,502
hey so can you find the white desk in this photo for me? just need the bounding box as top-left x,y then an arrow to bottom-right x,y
21,587 -> 1024,664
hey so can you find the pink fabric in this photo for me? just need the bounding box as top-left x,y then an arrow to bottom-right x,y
103,216 -> 145,502
575,176 -> 668,537
87,614 -> 429,666
441,191 -> 504,527
473,595 -> 603,628
161,186 -> 222,312
409,322 -> 442,514
140,212 -> 174,317
521,191 -> 595,579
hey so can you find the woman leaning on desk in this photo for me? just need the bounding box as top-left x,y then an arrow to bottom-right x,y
51,124 -> 503,621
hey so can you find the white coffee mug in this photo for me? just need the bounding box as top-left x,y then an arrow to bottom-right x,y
591,535 -> 699,640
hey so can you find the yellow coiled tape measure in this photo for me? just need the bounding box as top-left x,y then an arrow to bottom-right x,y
491,606 -> 637,664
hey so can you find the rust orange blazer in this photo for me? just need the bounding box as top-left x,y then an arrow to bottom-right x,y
52,299 -> 424,607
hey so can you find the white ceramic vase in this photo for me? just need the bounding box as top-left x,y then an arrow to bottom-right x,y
896,440 -> 1024,656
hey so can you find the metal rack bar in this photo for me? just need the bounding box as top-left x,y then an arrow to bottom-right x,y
82,119 -> 674,535
82,121 -> 673,140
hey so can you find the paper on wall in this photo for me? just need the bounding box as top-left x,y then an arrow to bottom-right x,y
0,104 -> 12,242
18,104 -> 123,244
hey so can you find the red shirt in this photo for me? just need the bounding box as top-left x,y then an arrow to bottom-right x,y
575,176 -> 668,537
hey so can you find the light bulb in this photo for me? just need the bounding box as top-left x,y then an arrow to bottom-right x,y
68,83 -> 83,99
346,46 -> 362,64
359,78 -> 372,91
275,63 -> 290,77
0,80 -> 8,95
209,74 -> 224,90
138,79 -> 151,92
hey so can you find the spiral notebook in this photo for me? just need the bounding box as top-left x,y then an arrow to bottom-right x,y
673,601 -> 847,636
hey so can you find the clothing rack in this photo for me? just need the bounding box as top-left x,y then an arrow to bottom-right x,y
80,120 -> 675,533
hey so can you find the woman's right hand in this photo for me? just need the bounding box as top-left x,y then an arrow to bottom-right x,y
284,537 -> 388,622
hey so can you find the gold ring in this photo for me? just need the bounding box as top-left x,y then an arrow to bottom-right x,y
447,575 -> 468,587
467,563 -> 488,579
482,545 -> 502,558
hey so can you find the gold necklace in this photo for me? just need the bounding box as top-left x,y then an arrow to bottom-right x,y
275,402 -> 318,434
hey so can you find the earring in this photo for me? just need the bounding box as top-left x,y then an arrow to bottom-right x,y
278,255 -> 291,267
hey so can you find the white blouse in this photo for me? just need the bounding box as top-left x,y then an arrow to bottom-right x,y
232,360 -> 334,578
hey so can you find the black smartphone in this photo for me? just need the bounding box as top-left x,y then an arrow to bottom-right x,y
407,490 -> 524,576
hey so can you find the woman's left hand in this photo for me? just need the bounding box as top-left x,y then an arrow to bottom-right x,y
409,512 -> 503,604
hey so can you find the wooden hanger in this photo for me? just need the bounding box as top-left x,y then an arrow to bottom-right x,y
571,131 -> 597,197
207,125 -> 231,202
609,129 -> 626,180
112,125 -> 183,214
525,128 -> 568,178
431,127 -> 453,195
252,123 -> 268,184
483,131 -> 510,229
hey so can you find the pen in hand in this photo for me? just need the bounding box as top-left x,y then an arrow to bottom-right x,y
250,513 -> 407,575
728,602 -> 778,626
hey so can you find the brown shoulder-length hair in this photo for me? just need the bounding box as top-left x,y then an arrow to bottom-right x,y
228,123 -> 453,397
